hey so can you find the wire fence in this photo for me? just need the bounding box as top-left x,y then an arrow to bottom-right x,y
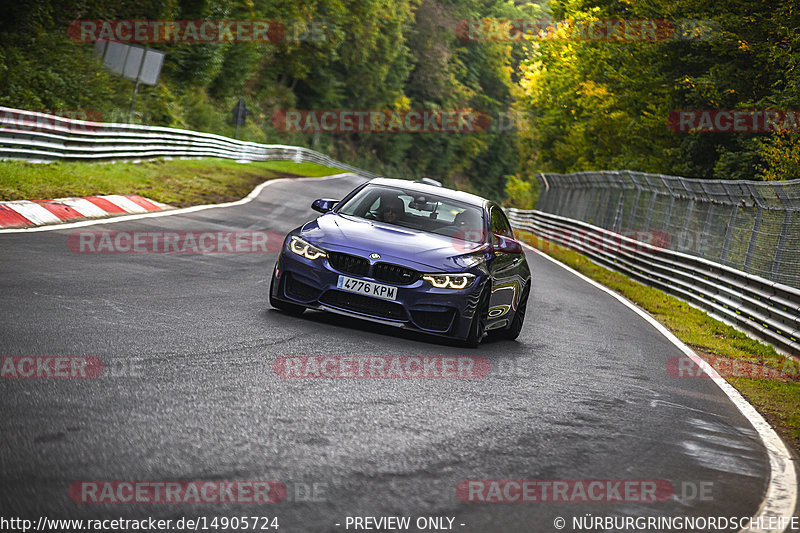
535,171 -> 800,289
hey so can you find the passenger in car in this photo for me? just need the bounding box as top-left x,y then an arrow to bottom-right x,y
378,196 -> 406,224
453,209 -> 484,242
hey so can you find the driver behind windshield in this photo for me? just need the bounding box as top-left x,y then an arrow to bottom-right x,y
378,196 -> 405,224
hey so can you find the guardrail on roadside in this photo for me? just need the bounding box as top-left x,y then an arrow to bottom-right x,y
0,106 -> 380,179
507,209 -> 800,356
534,170 -> 800,290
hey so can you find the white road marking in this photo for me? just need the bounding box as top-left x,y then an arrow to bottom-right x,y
523,243 -> 798,532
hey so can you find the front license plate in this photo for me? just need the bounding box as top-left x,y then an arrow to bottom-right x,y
337,276 -> 398,301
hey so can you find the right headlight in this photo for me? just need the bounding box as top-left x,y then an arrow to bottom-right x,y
422,273 -> 476,289
289,236 -> 328,260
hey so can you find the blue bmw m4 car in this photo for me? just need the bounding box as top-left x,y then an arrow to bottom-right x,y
269,178 -> 531,347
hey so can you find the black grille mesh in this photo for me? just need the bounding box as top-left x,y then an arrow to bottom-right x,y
411,309 -> 456,332
320,290 -> 407,320
372,263 -> 420,285
285,275 -> 321,301
328,252 -> 370,277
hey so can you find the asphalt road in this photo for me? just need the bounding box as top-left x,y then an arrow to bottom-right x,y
0,174 -> 787,532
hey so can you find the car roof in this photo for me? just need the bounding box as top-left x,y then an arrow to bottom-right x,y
366,178 -> 488,208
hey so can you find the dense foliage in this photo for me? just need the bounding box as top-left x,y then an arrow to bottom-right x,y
0,0 -> 539,201
1,0 -> 797,206
517,0 -> 800,183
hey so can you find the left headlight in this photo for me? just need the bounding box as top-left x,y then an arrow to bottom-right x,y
422,273 -> 475,289
289,236 -> 328,260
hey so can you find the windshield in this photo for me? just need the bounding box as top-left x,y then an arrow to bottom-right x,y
336,184 -> 486,243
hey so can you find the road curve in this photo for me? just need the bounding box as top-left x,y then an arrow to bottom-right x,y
0,174 -> 792,532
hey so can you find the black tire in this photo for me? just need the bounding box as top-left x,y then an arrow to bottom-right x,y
269,268 -> 306,316
463,285 -> 491,348
491,284 -> 529,341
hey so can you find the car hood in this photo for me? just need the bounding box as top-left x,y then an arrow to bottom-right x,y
298,213 -> 485,271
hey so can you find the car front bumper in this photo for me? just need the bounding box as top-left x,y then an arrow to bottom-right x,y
271,246 -> 486,341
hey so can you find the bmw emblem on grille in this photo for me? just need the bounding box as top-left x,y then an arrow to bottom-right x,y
369,253 -> 381,260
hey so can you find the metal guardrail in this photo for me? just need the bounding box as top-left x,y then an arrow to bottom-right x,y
0,106 -> 380,179
507,209 -> 800,356
535,171 -> 800,290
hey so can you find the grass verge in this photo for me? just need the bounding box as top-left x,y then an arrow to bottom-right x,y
0,158 -> 345,207
516,230 -> 800,455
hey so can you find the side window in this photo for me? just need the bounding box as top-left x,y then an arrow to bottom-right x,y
490,206 -> 513,239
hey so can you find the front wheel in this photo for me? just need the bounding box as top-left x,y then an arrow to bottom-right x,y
269,268 -> 306,316
463,285 -> 491,348
491,284 -> 529,341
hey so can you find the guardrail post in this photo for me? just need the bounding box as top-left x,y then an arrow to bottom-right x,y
557,176 -> 572,216
577,174 -> 591,220
591,173 -> 605,224
643,192 -> 657,230
540,175 -> 554,212
720,207 -> 738,264
602,173 -> 614,228
602,172 -> 619,230
550,178 -> 562,213
611,172 -> 627,232
663,196 -> 675,231
661,177 -> 675,232
743,206 -> 763,272
612,191 -> 623,232
770,185 -> 793,283
678,199 -> 695,251
770,210 -> 793,282
699,202 -> 715,257
629,174 -> 642,231
534,174 -> 548,211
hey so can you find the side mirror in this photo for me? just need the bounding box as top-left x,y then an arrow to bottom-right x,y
492,234 -> 523,254
311,198 -> 338,213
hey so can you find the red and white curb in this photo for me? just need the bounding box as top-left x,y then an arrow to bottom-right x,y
0,195 -> 173,228
0,173 -> 359,234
